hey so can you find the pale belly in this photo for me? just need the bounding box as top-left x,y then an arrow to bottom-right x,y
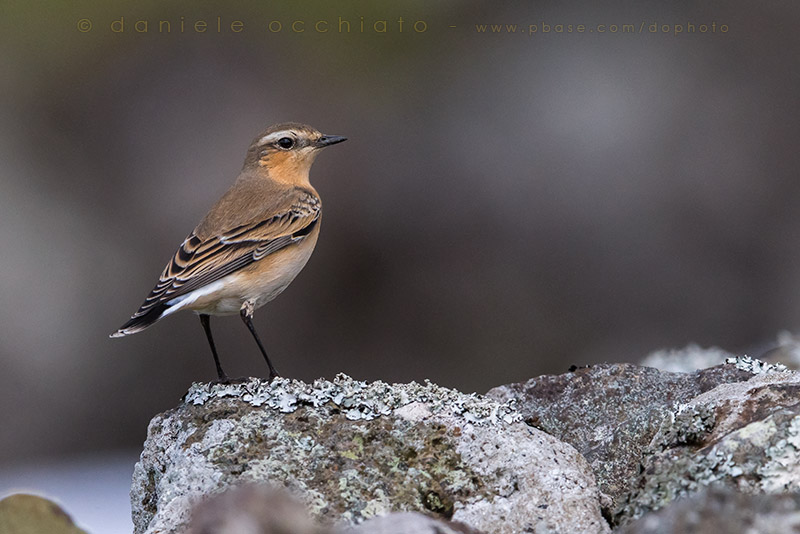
168,233 -> 319,316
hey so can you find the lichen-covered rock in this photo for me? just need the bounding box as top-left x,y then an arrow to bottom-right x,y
131,374 -> 609,534
615,488 -> 800,533
615,365 -> 800,524
0,494 -> 87,534
486,362 -> 754,514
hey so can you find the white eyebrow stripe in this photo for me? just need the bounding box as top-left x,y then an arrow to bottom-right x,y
258,130 -> 295,145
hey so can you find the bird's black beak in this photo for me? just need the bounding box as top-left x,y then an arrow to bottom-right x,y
315,135 -> 347,148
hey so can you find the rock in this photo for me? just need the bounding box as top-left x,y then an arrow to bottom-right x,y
131,374 -> 609,534
615,488 -> 800,533
615,364 -> 800,523
486,361 -> 755,514
0,494 -> 87,534
759,331 -> 800,371
640,344 -> 737,373
641,337 -> 800,373
182,484 -> 480,534
341,511 -> 483,534
183,484 -> 327,534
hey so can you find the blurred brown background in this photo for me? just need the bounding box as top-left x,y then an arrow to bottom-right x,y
1,0 -> 800,470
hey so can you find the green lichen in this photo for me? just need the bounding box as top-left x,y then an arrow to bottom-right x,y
616,406 -> 800,525
760,415 -> 800,492
168,391 -> 491,524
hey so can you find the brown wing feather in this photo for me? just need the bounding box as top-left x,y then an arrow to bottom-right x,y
111,189 -> 320,336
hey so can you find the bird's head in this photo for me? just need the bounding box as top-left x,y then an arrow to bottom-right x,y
244,122 -> 347,184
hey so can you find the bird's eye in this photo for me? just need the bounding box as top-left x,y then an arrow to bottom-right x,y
277,137 -> 295,149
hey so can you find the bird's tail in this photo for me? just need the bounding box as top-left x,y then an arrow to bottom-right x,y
109,302 -> 170,338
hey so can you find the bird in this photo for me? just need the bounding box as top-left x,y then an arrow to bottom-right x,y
110,122 -> 346,382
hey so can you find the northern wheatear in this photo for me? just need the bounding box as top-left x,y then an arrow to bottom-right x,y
111,122 -> 346,381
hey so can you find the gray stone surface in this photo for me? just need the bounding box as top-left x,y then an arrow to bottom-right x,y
131,374 -> 609,534
486,361 -> 754,514
616,488 -> 800,534
615,366 -> 800,524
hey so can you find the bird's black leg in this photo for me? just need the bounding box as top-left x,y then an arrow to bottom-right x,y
199,314 -> 228,382
240,304 -> 279,381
